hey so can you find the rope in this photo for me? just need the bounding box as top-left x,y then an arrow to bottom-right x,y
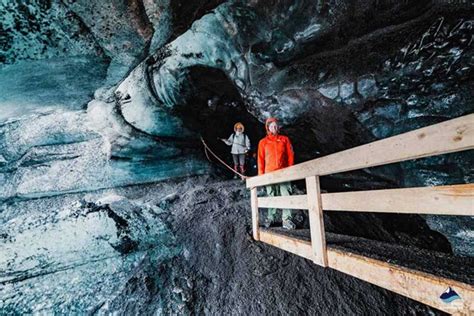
200,137 -> 247,179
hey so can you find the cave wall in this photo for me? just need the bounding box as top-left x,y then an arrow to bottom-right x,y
0,0 -> 104,63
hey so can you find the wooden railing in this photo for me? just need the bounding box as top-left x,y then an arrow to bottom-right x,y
246,114 -> 474,314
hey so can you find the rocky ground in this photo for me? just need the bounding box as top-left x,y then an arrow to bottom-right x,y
4,175 -> 468,314
158,177 -> 458,315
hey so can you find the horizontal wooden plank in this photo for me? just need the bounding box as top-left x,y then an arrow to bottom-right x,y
256,184 -> 474,215
259,229 -> 314,261
258,230 -> 474,314
321,184 -> 474,216
328,248 -> 474,315
258,195 -> 308,210
247,114 -> 474,188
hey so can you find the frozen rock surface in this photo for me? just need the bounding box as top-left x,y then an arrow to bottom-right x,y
1,188 -> 177,314
0,56 -> 109,121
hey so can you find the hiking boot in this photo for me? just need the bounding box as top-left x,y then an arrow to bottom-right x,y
262,219 -> 279,228
282,219 -> 296,230
233,165 -> 239,179
262,219 -> 272,228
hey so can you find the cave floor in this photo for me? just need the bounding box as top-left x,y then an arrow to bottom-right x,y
266,227 -> 474,285
3,176 -> 471,314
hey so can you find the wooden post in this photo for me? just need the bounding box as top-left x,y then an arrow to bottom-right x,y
250,187 -> 260,240
306,176 -> 328,267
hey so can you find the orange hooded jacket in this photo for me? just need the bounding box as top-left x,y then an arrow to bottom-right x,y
257,117 -> 294,175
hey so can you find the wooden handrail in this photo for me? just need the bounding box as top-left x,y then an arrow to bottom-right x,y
321,183 -> 474,215
256,184 -> 474,216
246,114 -> 474,188
258,195 -> 308,210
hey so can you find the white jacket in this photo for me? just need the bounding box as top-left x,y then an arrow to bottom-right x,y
224,133 -> 251,154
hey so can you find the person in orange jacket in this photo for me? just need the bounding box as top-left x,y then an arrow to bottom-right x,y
257,117 -> 295,229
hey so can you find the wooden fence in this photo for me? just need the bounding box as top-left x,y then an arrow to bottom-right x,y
246,114 -> 474,314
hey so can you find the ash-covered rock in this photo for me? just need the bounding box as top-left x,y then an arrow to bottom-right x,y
158,178 -> 449,315
1,176 -> 459,314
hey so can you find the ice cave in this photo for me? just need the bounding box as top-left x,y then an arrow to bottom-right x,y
0,0 -> 473,314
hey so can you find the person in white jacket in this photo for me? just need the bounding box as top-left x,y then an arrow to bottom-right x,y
221,122 -> 251,178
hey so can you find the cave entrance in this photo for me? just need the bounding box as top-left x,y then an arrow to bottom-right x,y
177,66 -> 264,177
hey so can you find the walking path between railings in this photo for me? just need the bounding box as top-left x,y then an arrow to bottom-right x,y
246,114 -> 474,315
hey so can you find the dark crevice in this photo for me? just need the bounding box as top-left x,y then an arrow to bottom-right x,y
169,0 -> 226,41
175,66 -> 265,171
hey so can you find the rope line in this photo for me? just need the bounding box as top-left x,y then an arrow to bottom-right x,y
200,137 -> 247,179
